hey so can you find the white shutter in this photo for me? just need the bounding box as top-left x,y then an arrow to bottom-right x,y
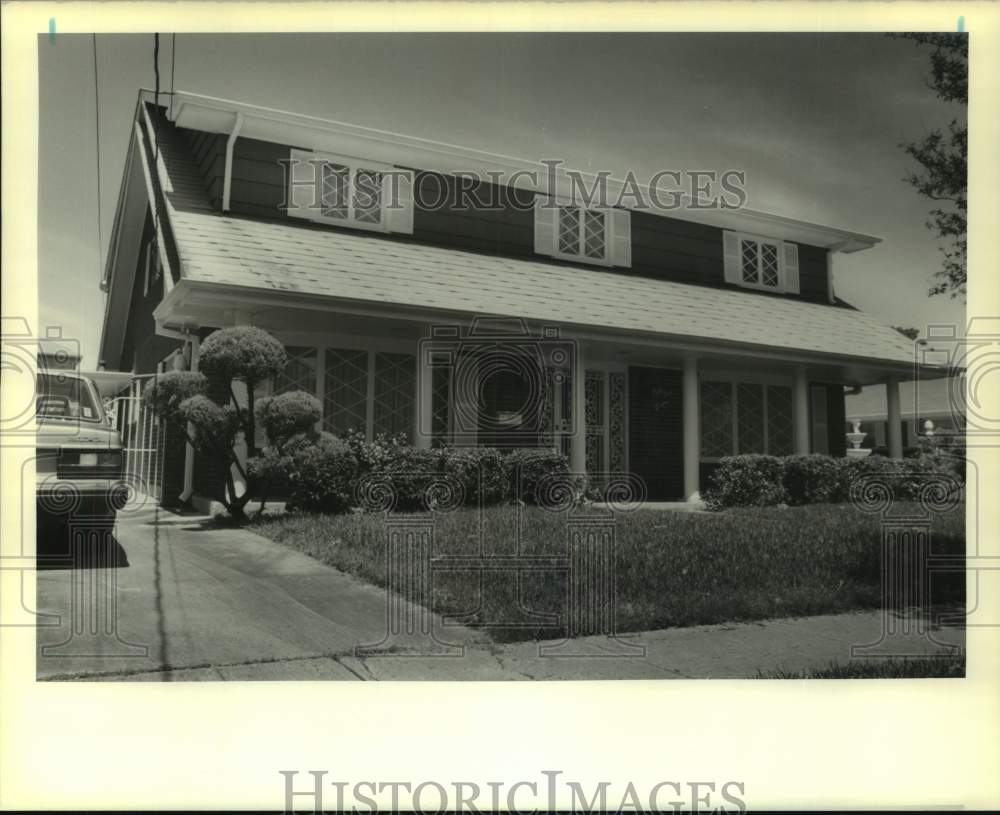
287,148 -> 318,220
723,231 -> 741,284
384,168 -> 414,234
609,209 -> 632,268
783,242 -> 800,294
534,197 -> 557,257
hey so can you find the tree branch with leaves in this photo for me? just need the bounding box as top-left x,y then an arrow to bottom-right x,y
891,33 -> 968,300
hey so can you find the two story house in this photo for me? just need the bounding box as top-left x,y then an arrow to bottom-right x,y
98,90 -> 943,509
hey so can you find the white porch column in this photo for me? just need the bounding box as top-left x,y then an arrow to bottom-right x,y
886,376 -> 903,459
793,367 -> 811,455
414,340 -> 433,450
682,356 -> 700,502
570,344 -> 587,475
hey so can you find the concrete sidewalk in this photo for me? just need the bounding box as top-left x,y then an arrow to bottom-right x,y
36,507 -> 964,682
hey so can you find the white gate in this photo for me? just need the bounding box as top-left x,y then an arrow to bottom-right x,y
106,375 -> 165,503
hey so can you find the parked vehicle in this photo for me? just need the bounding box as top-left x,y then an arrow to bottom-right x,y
35,370 -> 128,538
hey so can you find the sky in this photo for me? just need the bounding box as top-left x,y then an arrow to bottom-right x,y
38,32 -> 967,369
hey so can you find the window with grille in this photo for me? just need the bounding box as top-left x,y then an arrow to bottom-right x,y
739,236 -> 782,290
585,371 -> 605,476
700,381 -> 734,458
273,346 -> 318,396
318,161 -> 382,226
535,199 -> 631,268
701,380 -> 795,458
287,149 -> 413,234
324,348 -> 368,436
767,385 -> 794,456
373,352 -> 416,440
556,206 -> 608,261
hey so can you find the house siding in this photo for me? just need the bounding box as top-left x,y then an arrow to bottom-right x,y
119,213 -> 182,374
177,127 -> 831,303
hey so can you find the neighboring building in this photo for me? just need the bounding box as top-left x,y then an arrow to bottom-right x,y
37,341 -> 81,371
846,376 -> 966,451
97,90 -> 950,507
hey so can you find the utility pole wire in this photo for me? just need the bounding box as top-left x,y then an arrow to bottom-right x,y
92,34 -> 103,276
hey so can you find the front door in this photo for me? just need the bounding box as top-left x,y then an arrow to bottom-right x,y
628,366 -> 683,499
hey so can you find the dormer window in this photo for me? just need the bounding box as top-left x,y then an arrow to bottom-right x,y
740,236 -> 781,289
558,206 -> 607,261
723,230 -> 800,295
319,162 -> 382,225
535,198 -> 631,268
287,148 -> 413,234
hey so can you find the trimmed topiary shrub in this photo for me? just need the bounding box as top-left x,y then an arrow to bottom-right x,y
503,448 -> 577,506
705,449 -> 965,511
704,454 -> 787,510
782,454 -> 844,505
143,371 -> 208,425
178,395 -> 241,450
283,433 -> 357,514
256,390 -> 322,450
442,446 -> 508,507
375,447 -> 445,512
198,326 -> 288,387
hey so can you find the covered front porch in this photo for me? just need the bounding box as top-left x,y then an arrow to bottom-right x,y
155,282 -> 920,504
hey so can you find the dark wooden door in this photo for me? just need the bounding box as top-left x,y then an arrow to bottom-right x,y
628,367 -> 683,499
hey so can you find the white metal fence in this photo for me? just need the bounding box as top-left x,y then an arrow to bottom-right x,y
105,375 -> 164,503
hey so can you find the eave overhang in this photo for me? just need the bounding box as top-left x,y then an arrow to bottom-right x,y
156,278 -> 954,387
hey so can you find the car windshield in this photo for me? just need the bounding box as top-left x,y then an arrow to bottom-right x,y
36,373 -> 102,423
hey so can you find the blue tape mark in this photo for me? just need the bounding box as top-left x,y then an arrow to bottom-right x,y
48,17 -> 56,44
957,15 -> 965,32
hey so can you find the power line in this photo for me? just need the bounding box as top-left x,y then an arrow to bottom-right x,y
92,34 -> 103,276
152,33 -> 161,244
170,33 -> 176,107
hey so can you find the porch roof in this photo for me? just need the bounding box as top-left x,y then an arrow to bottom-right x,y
167,209 -> 922,369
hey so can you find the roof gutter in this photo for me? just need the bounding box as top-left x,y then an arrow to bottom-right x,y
222,112 -> 245,213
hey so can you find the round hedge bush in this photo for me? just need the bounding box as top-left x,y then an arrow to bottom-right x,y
199,326 -> 288,385
256,390 -> 322,448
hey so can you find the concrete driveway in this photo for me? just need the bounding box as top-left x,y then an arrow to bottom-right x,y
35,505 -> 488,681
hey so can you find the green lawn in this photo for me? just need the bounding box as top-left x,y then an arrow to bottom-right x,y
249,502 -> 965,642
758,653 -> 965,679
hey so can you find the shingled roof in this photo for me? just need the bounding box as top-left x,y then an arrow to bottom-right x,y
147,103 -> 920,368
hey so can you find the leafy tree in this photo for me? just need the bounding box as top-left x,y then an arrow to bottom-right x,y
144,327 -> 287,522
893,33 -> 967,300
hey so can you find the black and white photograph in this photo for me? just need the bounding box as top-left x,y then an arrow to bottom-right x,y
2,6 -> 999,811
27,30 -> 974,680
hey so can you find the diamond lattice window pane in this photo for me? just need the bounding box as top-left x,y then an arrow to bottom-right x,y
274,346 -> 318,396
583,211 -> 606,259
585,371 -> 605,476
767,385 -> 794,456
701,381 -> 734,458
431,365 -> 451,446
353,169 -> 382,224
558,207 -> 580,255
741,239 -> 758,283
760,242 -> 779,287
373,352 -> 415,440
737,383 -> 765,454
608,373 -> 626,472
324,348 -> 368,436
320,163 -> 349,219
